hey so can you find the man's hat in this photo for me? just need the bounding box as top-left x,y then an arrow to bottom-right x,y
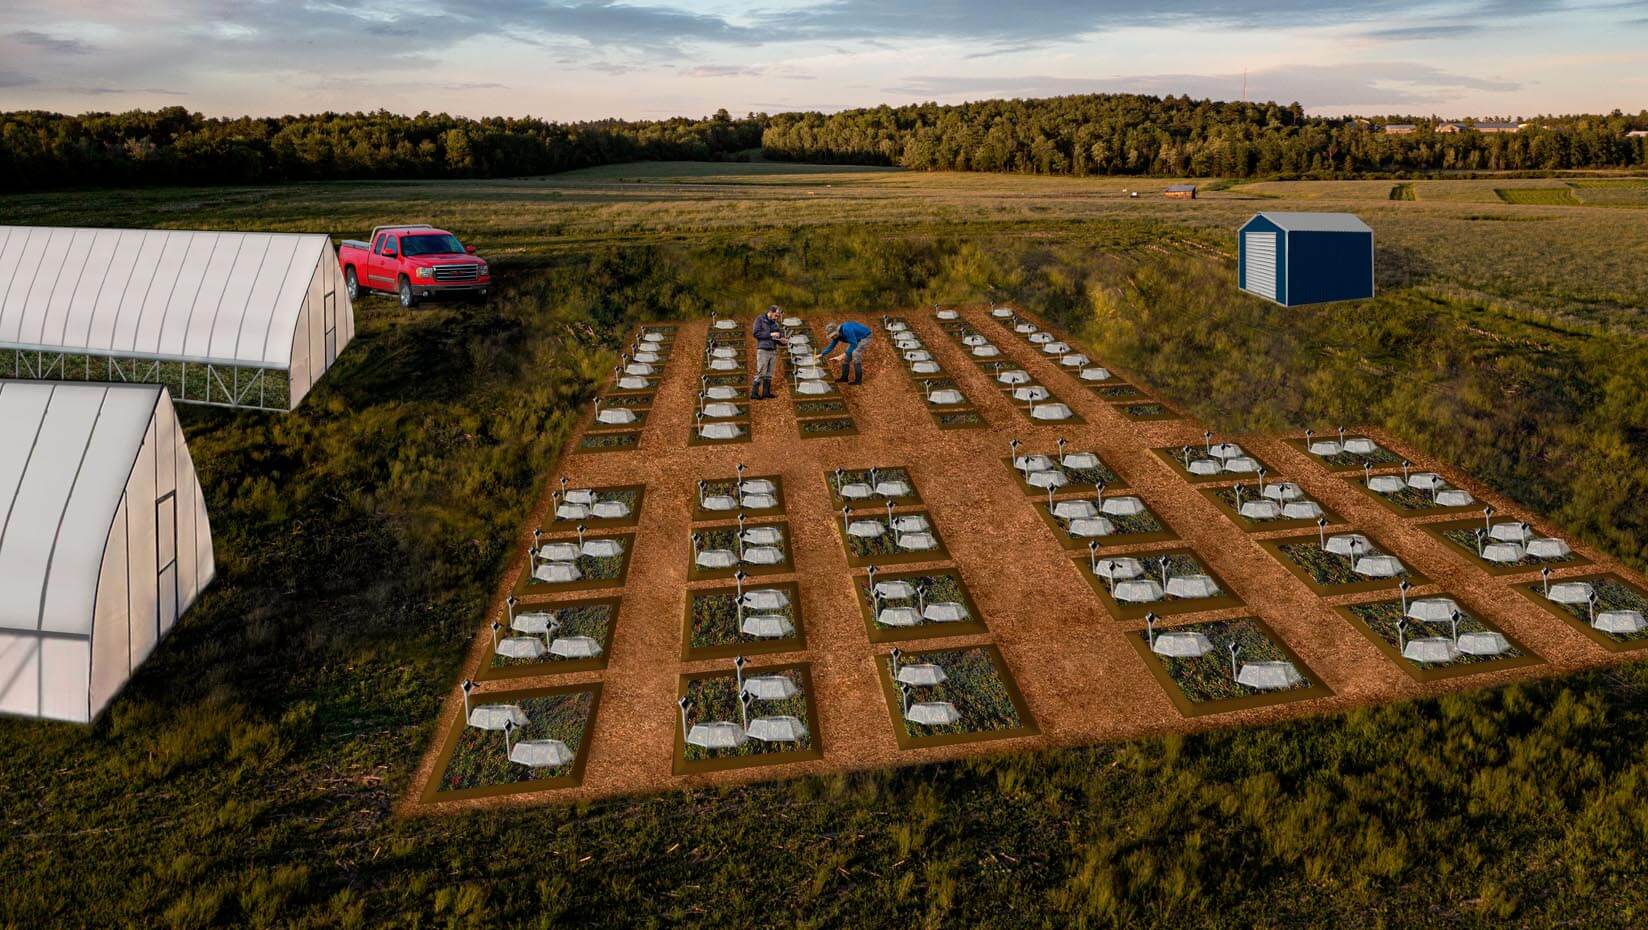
825,322 -> 840,338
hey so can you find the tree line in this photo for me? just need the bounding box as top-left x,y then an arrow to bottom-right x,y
4,95 -> 1647,192
0,107 -> 763,192
762,95 -> 1648,177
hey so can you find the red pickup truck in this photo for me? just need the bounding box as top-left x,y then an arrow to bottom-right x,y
338,225 -> 491,307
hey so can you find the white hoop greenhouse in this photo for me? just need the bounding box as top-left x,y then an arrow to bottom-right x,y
0,225 -> 355,410
0,380 -> 214,723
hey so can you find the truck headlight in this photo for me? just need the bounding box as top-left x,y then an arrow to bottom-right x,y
415,267 -> 433,280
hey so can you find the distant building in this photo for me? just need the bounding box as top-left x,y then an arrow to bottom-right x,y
1238,212 -> 1375,308
1628,130 -> 1648,138
1163,184 -> 1197,200
1435,122 -> 1465,134
1474,121 -> 1522,134
1382,124 -> 1418,135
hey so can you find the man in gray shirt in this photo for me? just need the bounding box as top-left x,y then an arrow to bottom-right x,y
750,305 -> 782,399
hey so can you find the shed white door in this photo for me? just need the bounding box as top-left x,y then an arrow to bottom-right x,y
1244,232 -> 1278,302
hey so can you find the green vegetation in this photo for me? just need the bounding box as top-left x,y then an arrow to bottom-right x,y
1096,384 -> 1145,400
1390,183 -> 1416,201
795,398 -> 848,416
682,671 -> 811,761
862,572 -> 974,629
830,467 -> 915,506
765,96 -> 1648,176
799,416 -> 855,436
579,431 -> 638,451
1313,444 -> 1403,469
1150,619 -> 1309,702
438,692 -> 594,792
887,649 -> 1021,737
1347,601 -> 1519,669
1497,188 -> 1580,205
3,164 -> 1648,926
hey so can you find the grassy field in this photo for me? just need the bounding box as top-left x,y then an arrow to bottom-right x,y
5,163 -> 1648,927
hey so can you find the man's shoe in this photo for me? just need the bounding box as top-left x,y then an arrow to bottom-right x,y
749,381 -> 761,399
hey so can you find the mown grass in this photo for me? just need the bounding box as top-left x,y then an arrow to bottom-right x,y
1,166 -> 1647,927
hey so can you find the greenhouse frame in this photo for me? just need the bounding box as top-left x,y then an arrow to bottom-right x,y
0,381 -> 214,723
0,225 -> 355,411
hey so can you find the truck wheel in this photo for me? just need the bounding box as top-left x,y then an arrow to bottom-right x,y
344,267 -> 361,300
398,276 -> 418,309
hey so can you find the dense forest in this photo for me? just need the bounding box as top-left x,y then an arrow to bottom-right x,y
762,95 -> 1648,177
0,107 -> 763,191
3,94 -> 1647,192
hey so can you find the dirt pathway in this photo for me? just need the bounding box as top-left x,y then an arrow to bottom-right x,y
408,307 -> 1637,811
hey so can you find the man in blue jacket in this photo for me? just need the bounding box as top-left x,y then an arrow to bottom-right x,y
750,305 -> 782,399
821,320 -> 872,385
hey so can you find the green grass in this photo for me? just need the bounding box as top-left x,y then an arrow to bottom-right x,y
1150,619 -> 1309,702
579,431 -> 638,451
800,416 -> 855,435
438,692 -> 594,793
1096,384 -> 1145,400
1347,601 -> 1520,669
886,649 -> 1020,737
1496,188 -> 1581,205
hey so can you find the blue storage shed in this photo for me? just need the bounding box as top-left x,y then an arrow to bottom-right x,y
1238,212 -> 1374,307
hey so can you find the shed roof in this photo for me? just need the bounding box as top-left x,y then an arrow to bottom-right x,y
0,381 -> 162,638
0,226 -> 331,369
1164,184 -> 1198,192
1246,212 -> 1373,234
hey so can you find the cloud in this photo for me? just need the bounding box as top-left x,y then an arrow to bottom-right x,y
9,29 -> 94,54
887,62 -> 1522,108
755,0 -> 1571,42
0,70 -> 37,87
683,65 -> 766,78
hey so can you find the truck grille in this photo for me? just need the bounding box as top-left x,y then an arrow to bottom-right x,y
433,264 -> 480,282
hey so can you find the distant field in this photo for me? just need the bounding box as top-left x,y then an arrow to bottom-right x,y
1497,188 -> 1579,205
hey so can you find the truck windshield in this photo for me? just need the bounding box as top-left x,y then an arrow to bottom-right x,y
399,234 -> 466,256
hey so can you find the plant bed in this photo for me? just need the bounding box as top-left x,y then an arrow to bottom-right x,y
794,398 -> 848,417
799,416 -> 859,438
606,379 -> 657,397
999,454 -> 1123,497
1033,495 -> 1178,550
1152,446 -> 1275,484
588,407 -> 650,433
933,408 -> 987,430
600,392 -> 654,411
687,422 -> 754,447
1335,596 -> 1541,681
826,467 -> 924,510
874,645 -> 1037,749
423,684 -> 600,801
1199,484 -> 1342,534
674,663 -> 821,773
1515,573 -> 1648,652
1283,435 -> 1403,472
1092,383 -> 1146,402
1128,617 -> 1330,717
1073,547 -> 1244,620
1339,475 -> 1482,517
834,507 -> 951,567
575,431 -> 640,455
1418,518 -> 1592,576
689,522 -> 793,579
683,581 -> 805,659
1258,532 -> 1429,595
692,475 -> 787,522
480,597 -> 620,680
853,568 -> 989,643
1118,402 -> 1178,422
514,532 -> 635,594
546,484 -> 645,530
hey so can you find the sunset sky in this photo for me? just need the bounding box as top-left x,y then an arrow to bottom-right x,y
2,0 -> 1644,119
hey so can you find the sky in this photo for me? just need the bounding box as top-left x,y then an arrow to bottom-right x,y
1,0 -> 1645,120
